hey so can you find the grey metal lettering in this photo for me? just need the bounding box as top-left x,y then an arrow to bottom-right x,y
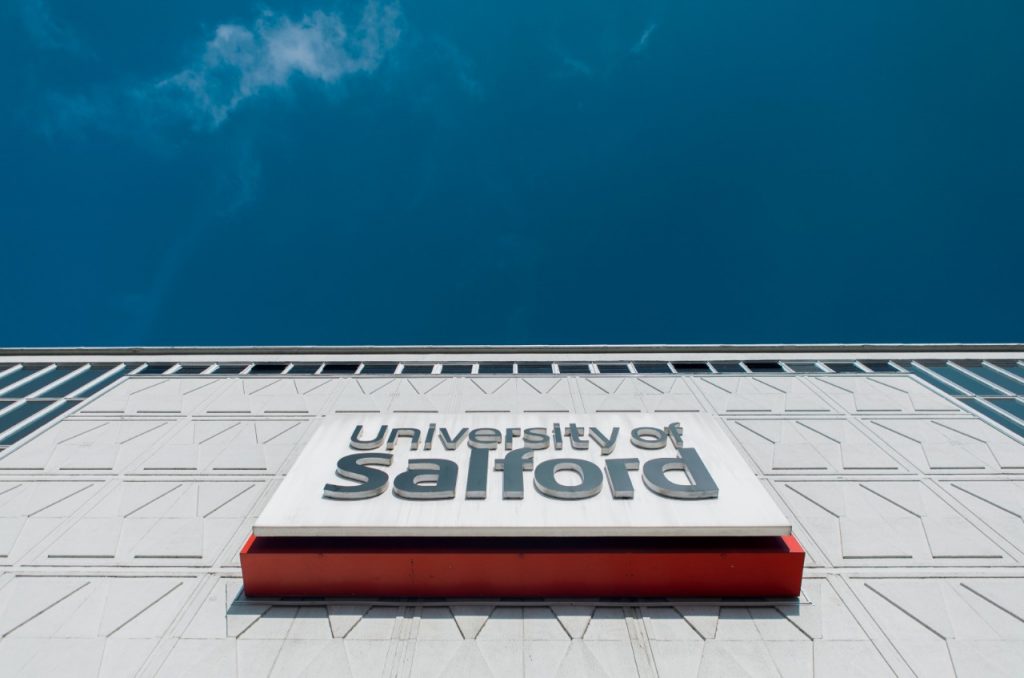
590,426 -> 619,455
393,458 -> 458,500
466,447 -> 489,499
350,425 -> 387,450
424,423 -> 436,451
533,458 -> 603,500
642,448 -> 719,499
631,426 -> 668,450
439,427 -> 468,451
567,423 -> 589,450
387,427 -> 421,451
523,427 -> 551,450
504,427 -> 522,450
553,423 -> 563,450
604,458 -> 639,498
496,447 -> 535,499
666,422 -> 685,450
468,427 -> 502,450
323,452 -> 393,499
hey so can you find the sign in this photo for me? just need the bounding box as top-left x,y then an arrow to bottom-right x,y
253,413 -> 791,538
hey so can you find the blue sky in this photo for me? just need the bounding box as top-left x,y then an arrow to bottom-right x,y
2,1 -> 1022,346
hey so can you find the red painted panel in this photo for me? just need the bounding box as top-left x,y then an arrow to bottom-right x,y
240,535 -> 805,598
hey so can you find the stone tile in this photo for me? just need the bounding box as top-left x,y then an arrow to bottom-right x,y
692,376 -> 834,415
776,479 -> 1009,565
80,378 -> 227,416
852,577 -> 1024,677
866,417 -> 1024,472
727,418 -> 906,474
37,479 -> 265,566
0,419 -> 174,473
812,375 -> 960,414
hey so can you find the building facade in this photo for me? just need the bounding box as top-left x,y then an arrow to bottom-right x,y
0,344 -> 1023,676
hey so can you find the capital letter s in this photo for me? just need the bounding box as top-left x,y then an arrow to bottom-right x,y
323,453 -> 393,500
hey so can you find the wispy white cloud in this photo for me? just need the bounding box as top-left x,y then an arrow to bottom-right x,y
560,57 -> 593,78
154,2 -> 400,129
630,23 -> 657,53
35,3 -> 400,214
19,0 -> 82,52
40,3 -> 402,138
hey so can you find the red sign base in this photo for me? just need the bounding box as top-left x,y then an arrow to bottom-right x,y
240,534 -> 805,598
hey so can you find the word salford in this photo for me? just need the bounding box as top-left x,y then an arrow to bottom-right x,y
323,422 -> 719,502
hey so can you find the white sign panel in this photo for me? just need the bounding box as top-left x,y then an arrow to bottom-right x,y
254,414 -> 791,537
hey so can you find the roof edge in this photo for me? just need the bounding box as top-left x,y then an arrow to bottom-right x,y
0,343 -> 1021,356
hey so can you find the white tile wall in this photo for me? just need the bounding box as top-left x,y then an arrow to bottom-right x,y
0,366 -> 1022,676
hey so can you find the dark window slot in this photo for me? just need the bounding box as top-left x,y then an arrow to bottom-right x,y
919,362 -> 1003,396
784,362 -> 824,373
3,366 -> 77,398
634,362 -> 672,374
173,365 -> 208,375
824,363 -> 864,373
744,361 -> 784,373
319,363 -> 358,375
138,364 -> 174,375
75,367 -> 134,397
38,367 -> 111,397
0,401 -> 52,435
986,398 -> 1024,421
959,363 -> 1024,395
994,362 -> 1024,381
360,363 -> 398,375
672,362 -> 711,374
249,364 -> 288,375
0,401 -> 75,445
288,364 -> 323,375
401,364 -> 435,375
898,363 -> 966,395
0,367 -> 38,390
139,366 -> 175,376
860,361 -> 898,373
212,364 -> 248,374
478,363 -> 514,374
960,398 -> 1024,440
